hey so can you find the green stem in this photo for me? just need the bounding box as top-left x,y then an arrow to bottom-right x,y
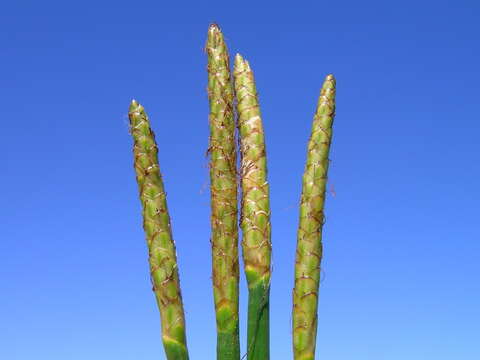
292,75 -> 336,360
206,24 -> 240,360
246,282 -> 270,360
128,100 -> 189,360
233,54 -> 271,360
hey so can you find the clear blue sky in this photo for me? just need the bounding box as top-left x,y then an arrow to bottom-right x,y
2,1 -> 479,359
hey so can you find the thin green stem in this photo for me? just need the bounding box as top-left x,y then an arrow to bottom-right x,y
206,24 -> 240,360
129,100 -> 189,360
292,75 -> 336,360
233,53 -> 271,360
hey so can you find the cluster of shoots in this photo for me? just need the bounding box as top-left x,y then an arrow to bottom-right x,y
128,24 -> 336,360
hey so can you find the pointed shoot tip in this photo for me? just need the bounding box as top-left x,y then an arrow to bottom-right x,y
234,53 -> 244,65
208,23 -> 222,37
209,23 -> 220,31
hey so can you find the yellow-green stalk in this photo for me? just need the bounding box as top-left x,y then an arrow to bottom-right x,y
128,100 -> 189,360
206,24 -> 241,360
233,54 -> 271,360
292,75 -> 336,360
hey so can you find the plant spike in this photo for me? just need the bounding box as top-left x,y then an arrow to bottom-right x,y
292,75 -> 336,360
128,100 -> 189,360
206,24 -> 241,360
233,54 -> 271,360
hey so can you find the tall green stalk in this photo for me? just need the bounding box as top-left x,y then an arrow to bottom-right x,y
233,54 -> 271,360
206,24 -> 240,360
292,75 -> 336,360
128,100 -> 189,360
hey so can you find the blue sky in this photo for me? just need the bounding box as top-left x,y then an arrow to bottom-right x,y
1,1 -> 479,359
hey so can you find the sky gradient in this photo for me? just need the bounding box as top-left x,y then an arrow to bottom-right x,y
1,1 -> 479,359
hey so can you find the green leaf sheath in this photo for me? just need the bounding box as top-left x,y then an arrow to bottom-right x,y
206,24 -> 241,360
292,75 -> 336,360
233,54 -> 271,360
128,101 -> 189,360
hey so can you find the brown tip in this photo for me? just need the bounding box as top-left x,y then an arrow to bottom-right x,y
209,23 -> 221,32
